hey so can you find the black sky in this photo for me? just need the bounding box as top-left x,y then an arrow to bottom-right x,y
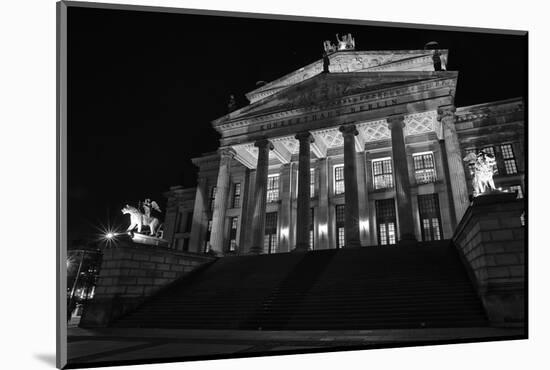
67,6 -> 527,243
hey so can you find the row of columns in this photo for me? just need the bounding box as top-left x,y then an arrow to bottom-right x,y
208,111 -> 467,254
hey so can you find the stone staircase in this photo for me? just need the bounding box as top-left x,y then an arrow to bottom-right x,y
113,241 -> 488,330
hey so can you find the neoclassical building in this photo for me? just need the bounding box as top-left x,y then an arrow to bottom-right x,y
163,47 -> 525,255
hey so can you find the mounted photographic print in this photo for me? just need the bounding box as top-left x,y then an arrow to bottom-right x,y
57,1 -> 528,368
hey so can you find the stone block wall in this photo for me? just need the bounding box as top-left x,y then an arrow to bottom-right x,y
80,243 -> 215,327
453,192 -> 525,326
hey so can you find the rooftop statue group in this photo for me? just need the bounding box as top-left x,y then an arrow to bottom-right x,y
323,33 -> 356,54
121,198 -> 163,237
463,151 -> 498,197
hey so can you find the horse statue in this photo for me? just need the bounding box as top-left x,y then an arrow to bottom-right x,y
121,204 -> 161,236
463,151 -> 497,197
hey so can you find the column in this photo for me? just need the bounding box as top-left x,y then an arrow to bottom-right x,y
438,107 -> 470,222
249,139 -> 274,254
365,151 -> 377,246
356,151 -> 369,246
295,132 -> 314,251
387,115 -> 416,242
189,177 -> 208,252
339,125 -> 361,248
279,163 -> 292,253
237,169 -> 251,255
317,158 -> 329,249
439,139 -> 458,230
209,148 -> 235,255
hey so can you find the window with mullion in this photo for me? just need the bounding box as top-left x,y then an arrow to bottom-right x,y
375,199 -> 396,245
310,169 -> 316,197
335,205 -> 345,248
372,158 -> 394,190
267,175 -> 279,202
413,152 -> 437,184
228,217 -> 238,252
232,183 -> 241,208
264,212 -> 278,254
500,144 -> 518,175
418,194 -> 443,241
309,208 -> 314,250
334,165 -> 345,194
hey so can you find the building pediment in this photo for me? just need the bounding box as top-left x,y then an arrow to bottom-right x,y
245,49 -> 449,103
214,71 -> 456,129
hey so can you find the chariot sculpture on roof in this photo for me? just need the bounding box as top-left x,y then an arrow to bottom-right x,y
323,33 -> 355,54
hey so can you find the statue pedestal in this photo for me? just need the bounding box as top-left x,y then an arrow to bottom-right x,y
453,191 -> 525,327
129,232 -> 169,248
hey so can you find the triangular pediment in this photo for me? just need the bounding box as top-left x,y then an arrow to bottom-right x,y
245,49 -> 449,103
214,71 -> 457,125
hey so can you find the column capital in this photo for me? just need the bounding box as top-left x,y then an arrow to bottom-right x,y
218,147 -> 236,160
339,124 -> 358,136
437,106 -> 457,121
386,115 -> 405,129
295,131 -> 315,143
254,138 -> 274,150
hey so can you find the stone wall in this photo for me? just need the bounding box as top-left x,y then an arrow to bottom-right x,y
80,243 -> 215,327
452,192 -> 525,326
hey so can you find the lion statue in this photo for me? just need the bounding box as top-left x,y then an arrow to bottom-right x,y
121,204 -> 161,236
463,151 -> 497,197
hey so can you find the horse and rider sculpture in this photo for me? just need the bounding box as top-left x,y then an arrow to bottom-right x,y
121,198 -> 163,237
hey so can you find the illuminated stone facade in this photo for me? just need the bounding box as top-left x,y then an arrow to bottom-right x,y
164,49 -> 525,255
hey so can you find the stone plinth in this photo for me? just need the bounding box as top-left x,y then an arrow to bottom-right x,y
80,242 -> 215,327
452,191 -> 525,326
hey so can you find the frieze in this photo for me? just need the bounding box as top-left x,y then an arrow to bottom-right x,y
216,77 -> 456,133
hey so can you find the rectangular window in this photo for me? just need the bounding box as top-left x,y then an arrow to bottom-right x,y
209,186 -> 217,211
228,217 -> 238,251
375,199 -> 396,245
310,169 -> 316,197
309,208 -> 314,250
267,175 -> 280,202
418,194 -> 443,241
509,185 -> 523,199
336,204 -> 345,248
413,152 -> 437,184
264,212 -> 278,254
334,165 -> 345,195
500,144 -> 518,175
482,146 -> 499,175
232,183 -> 241,208
372,158 -> 394,190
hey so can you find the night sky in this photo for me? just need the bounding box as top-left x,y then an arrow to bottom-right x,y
67,5 -> 527,244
